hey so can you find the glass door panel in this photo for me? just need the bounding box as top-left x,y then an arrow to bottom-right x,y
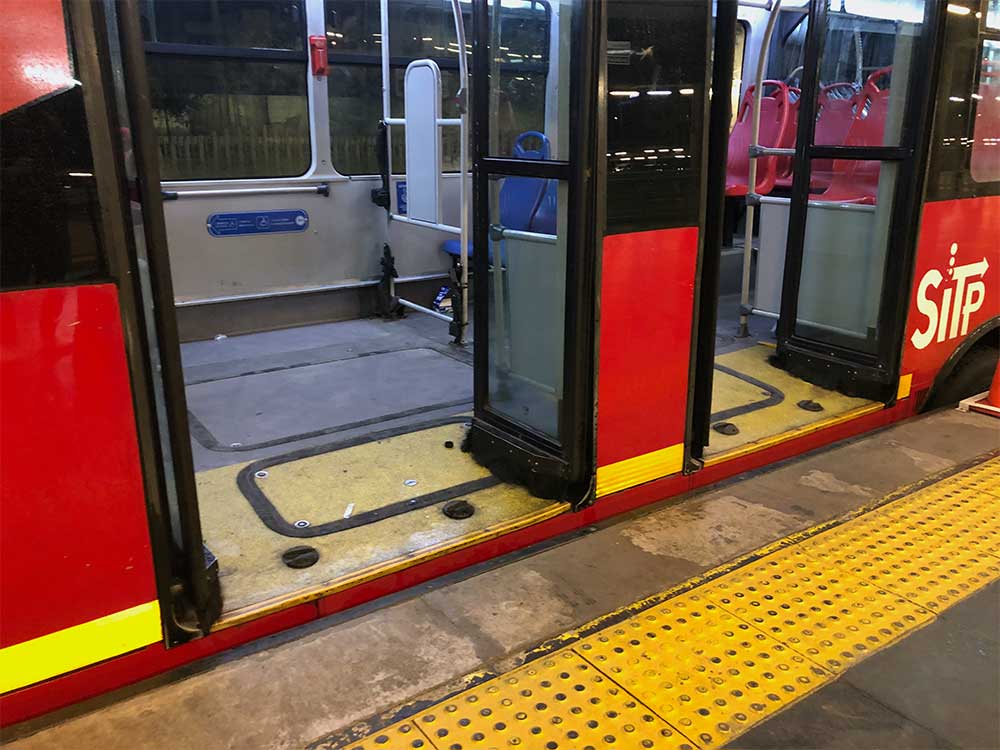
777,0 -> 937,397
486,178 -> 568,440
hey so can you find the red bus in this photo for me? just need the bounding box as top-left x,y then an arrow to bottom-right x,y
2,0 -> 997,726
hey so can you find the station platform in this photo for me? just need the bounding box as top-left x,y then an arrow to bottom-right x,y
4,408 -> 998,750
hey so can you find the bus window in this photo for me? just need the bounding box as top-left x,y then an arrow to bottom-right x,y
971,39 -> 1000,183
326,0 -> 552,175
1,87 -> 107,288
766,11 -> 809,86
731,21 -> 747,129
142,0 -> 311,180
606,0 -> 708,232
987,0 -> 999,30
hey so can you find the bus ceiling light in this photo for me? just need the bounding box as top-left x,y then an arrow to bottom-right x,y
947,3 -> 972,14
679,88 -> 695,95
610,90 -> 640,98
648,90 -> 673,96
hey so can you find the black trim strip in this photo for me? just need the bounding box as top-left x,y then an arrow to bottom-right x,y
807,145 -> 911,161
480,157 -> 571,179
689,0 -> 738,463
189,398 -> 472,453
709,363 -> 785,423
235,416 -> 500,538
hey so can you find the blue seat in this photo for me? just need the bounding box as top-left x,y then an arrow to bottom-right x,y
442,131 -> 552,266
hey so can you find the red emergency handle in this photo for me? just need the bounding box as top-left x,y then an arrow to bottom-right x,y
309,35 -> 328,77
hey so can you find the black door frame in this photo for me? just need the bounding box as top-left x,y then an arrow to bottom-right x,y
689,0 -> 740,464
775,0 -> 945,401
467,0 -> 600,500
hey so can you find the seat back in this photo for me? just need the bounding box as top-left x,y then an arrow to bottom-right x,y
499,131 -> 550,231
726,80 -> 793,196
821,73 -> 891,203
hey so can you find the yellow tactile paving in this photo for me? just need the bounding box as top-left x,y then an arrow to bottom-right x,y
801,505 -> 1000,613
332,456 -> 1000,750
701,547 -> 933,674
574,592 -> 827,748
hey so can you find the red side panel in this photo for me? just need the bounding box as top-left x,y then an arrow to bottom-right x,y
597,227 -> 699,467
901,196 -> 1000,394
0,285 -> 158,648
1,0 -> 74,114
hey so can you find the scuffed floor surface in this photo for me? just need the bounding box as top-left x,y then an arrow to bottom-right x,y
5,409 -> 999,750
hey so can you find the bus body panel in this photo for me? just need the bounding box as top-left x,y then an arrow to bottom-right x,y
0,285 -> 160,692
1,0 -> 71,114
902,195 -> 1000,398
596,227 -> 699,494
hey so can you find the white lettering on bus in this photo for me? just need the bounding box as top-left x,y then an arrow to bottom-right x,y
910,243 -> 988,351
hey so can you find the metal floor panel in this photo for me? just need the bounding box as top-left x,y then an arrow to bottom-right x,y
330,456 -> 1000,750
186,348 -> 471,451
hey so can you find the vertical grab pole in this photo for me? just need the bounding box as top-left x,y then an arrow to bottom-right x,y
451,0 -> 470,344
739,0 -> 782,337
379,0 -> 395,299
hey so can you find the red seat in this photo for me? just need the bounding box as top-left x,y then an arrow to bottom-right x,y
776,82 -> 858,190
726,80 -> 794,197
815,68 -> 891,205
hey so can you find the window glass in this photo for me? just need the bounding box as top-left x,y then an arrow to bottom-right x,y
989,0 -> 1000,31
923,2 -> 984,199
148,57 -> 310,180
731,22 -> 747,129
794,160 -> 898,352
766,12 -> 809,86
971,39 -> 1000,183
486,178 -> 567,440
140,0 -> 305,50
1,86 -> 107,289
813,2 -> 926,146
325,0 -> 472,59
328,64 -> 464,175
605,0 -> 709,232
482,0 -> 558,159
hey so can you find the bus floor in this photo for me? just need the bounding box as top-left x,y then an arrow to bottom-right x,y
180,311 -> 563,622
9,408 -> 997,749
707,293 -> 876,460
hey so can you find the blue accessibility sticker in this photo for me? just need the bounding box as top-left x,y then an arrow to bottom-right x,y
207,209 -> 309,237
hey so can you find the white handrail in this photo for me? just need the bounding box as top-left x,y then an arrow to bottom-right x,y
739,0 -> 783,337
451,0 -> 470,340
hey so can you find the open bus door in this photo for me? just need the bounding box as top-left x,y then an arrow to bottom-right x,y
465,0 -> 599,501
772,0 -> 942,401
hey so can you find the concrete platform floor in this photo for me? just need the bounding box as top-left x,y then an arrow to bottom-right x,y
4,408 -> 998,750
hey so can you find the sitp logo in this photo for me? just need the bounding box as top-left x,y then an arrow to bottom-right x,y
910,243 -> 989,351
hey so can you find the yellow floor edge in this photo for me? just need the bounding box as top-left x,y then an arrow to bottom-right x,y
212,502 -> 569,632
337,456 -> 1000,750
704,401 -> 884,467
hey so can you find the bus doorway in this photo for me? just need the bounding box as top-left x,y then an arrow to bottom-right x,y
134,0 -> 586,626
694,0 -> 936,464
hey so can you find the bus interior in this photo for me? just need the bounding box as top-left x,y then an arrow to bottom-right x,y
145,0 -> 929,624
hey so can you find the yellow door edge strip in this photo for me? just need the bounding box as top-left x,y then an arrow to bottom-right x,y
212,502 -> 569,632
596,443 -> 684,498
326,457 -> 1000,750
897,372 -> 913,400
704,401 -> 885,466
0,601 -> 161,694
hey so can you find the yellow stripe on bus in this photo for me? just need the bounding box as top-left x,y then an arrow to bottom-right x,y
0,601 -> 161,694
596,443 -> 685,498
